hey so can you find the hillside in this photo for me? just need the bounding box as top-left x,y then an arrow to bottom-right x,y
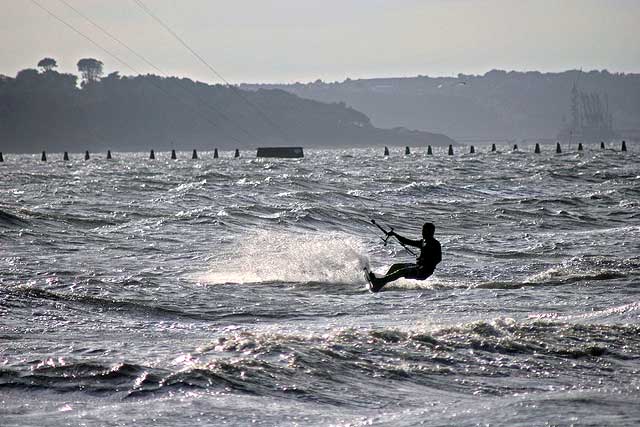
241,70 -> 640,142
0,69 -> 454,153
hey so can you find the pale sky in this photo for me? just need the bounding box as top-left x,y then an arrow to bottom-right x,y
2,0 -> 639,84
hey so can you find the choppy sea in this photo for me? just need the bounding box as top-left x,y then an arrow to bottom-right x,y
1,145 -> 639,426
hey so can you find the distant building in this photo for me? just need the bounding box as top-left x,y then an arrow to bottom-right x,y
558,84 -> 618,143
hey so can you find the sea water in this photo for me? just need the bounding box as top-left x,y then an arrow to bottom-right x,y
1,146 -> 639,426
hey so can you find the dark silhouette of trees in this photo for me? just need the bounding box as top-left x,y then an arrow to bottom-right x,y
37,58 -> 58,72
77,58 -> 104,84
0,59 -> 454,153
15,69 -> 40,84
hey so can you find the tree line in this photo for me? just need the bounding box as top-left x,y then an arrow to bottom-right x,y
0,58 -> 453,153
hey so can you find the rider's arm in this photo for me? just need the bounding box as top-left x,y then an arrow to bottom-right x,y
390,231 -> 422,248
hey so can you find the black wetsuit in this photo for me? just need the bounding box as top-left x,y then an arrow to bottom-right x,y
371,234 -> 442,291
410,235 -> 442,278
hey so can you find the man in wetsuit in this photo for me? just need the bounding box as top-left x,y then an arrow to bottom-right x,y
368,222 -> 442,292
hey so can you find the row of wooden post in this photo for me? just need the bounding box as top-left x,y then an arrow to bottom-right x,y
384,141 -> 628,156
0,148 -> 241,162
0,141 -> 631,163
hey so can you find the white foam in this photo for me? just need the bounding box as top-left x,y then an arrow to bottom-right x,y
198,230 -> 369,285
529,301 -> 640,322
382,276 -> 444,290
524,265 -> 624,284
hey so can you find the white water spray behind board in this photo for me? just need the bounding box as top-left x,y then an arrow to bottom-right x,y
200,230 -> 370,285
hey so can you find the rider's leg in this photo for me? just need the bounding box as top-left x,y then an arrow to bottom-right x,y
385,263 -> 414,276
371,265 -> 419,292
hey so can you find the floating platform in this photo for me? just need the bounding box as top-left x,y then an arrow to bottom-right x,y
256,147 -> 304,158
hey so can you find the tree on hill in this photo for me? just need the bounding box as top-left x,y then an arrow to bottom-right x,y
77,58 -> 103,84
15,68 -> 40,82
37,57 -> 58,72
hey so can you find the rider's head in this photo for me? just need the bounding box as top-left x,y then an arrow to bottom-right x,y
422,222 -> 435,239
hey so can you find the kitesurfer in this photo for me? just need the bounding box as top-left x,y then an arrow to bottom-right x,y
368,222 -> 441,292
